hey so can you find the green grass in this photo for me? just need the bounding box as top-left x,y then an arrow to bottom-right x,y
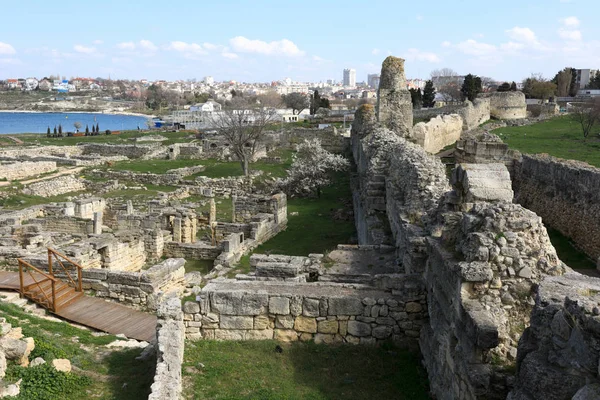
0,190 -> 88,209
547,228 -> 597,270
184,259 -> 214,274
0,302 -> 155,399
191,196 -> 233,222
183,340 -> 429,400
102,184 -> 178,201
236,173 -> 355,274
492,116 -> 600,167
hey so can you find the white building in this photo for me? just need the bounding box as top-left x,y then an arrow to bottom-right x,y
575,69 -> 599,89
204,76 -> 214,85
24,78 -> 39,91
276,84 -> 309,95
367,74 -> 380,89
343,68 -> 356,87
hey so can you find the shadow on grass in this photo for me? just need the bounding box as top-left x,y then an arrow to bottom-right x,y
183,340 -> 429,400
102,348 -> 156,400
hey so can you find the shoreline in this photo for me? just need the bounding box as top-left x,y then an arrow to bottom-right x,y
0,110 -> 156,118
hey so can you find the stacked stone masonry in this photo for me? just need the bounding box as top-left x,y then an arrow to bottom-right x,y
0,161 -> 56,181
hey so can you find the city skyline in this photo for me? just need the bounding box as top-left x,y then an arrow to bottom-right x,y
1,0 -> 599,83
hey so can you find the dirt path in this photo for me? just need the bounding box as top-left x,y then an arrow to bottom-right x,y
0,166 -> 85,187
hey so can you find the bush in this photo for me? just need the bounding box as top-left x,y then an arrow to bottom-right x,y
6,364 -> 91,400
105,129 -> 112,135
29,338 -> 68,361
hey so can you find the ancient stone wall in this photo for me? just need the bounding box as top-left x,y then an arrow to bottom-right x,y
32,216 -> 94,236
233,193 -> 287,225
0,145 -> 83,159
513,154 -> 600,263
455,132 -> 520,170
412,114 -> 463,154
0,161 -> 57,181
163,242 -> 221,260
487,92 -> 527,120
508,272 -> 600,400
526,102 -> 559,118
183,279 -> 427,345
80,143 -> 165,159
0,207 -> 44,227
457,98 -> 491,131
149,295 -> 185,400
376,56 -> 413,136
22,175 -> 86,197
77,258 -> 186,310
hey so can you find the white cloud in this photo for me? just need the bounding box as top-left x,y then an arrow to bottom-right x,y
221,52 -> 238,59
168,41 -> 206,55
117,42 -> 136,50
371,48 -> 380,55
139,40 -> 157,51
561,16 -> 580,27
229,36 -> 304,57
203,42 -> 218,50
455,39 -> 497,56
558,28 -> 582,41
506,27 -> 538,44
74,44 -> 96,54
441,41 -> 451,48
0,42 -> 16,55
403,48 -> 441,63
93,40 -> 104,45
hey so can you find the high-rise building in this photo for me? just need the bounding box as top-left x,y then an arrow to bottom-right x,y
343,68 -> 356,87
367,74 -> 380,89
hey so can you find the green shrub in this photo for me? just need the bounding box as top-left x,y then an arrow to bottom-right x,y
29,338 -> 68,361
6,364 -> 91,400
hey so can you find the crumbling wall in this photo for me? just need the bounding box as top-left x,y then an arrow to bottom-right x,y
513,154 -> 600,263
0,161 -> 57,181
22,175 -> 86,197
81,143 -> 165,159
376,56 -> 413,136
149,295 -> 185,400
487,92 -> 527,120
508,272 -> 600,400
234,193 -> 287,225
163,242 -> 221,260
412,114 -> 463,154
457,98 -> 491,131
527,102 -> 559,118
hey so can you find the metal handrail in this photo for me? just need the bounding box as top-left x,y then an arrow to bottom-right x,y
47,248 -> 83,292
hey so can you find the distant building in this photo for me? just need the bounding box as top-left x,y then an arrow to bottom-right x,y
574,69 -> 599,89
204,76 -> 214,85
38,79 -> 52,91
6,79 -> 20,90
24,78 -> 38,91
343,68 -> 356,87
189,100 -> 222,113
276,84 -> 309,95
367,74 -> 380,89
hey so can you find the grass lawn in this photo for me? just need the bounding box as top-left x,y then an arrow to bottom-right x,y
235,173 -> 355,274
182,340 -> 429,400
491,116 -> 600,167
547,228 -> 597,270
184,259 -> 215,274
0,302 -> 154,400
0,190 -> 89,209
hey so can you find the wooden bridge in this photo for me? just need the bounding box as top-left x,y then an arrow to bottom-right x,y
0,248 -> 156,343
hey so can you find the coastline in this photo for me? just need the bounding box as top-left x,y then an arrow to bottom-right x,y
0,110 -> 156,118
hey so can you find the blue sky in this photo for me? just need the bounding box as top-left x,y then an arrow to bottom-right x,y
0,0 -> 598,83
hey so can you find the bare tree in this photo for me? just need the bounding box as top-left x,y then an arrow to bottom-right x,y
256,91 -> 283,108
282,92 -> 309,115
210,99 -> 277,176
571,98 -> 600,139
556,69 -> 573,97
430,68 -> 462,103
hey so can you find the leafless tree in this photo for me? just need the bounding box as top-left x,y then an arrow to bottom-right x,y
430,68 -> 462,103
210,99 -> 277,176
556,69 -> 573,97
282,92 -> 310,115
571,98 -> 600,139
256,91 -> 283,108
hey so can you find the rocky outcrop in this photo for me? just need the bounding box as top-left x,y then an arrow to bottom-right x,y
376,56 -> 413,136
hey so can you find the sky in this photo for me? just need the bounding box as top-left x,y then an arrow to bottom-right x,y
0,0 -> 598,83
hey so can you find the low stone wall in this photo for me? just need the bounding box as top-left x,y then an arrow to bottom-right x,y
0,206 -> 44,227
487,92 -> 527,120
149,295 -> 185,400
526,102 -> 559,118
33,216 -> 93,236
412,114 -> 463,154
414,99 -> 490,132
163,242 -> 221,260
76,258 -> 186,310
81,143 -> 165,159
508,272 -> 600,399
234,193 -> 287,225
183,279 -> 427,345
513,154 -> 600,263
0,161 -> 57,181
22,175 -> 86,197
455,132 -> 520,170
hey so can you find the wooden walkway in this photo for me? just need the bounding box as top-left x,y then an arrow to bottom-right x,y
0,271 -> 156,343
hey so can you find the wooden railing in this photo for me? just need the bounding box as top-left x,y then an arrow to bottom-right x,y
47,248 -> 83,292
18,258 -> 58,312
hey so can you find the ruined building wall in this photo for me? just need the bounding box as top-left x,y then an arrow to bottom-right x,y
413,99 -> 490,132
487,92 -> 527,120
412,114 -> 463,154
0,161 -> 57,181
22,175 -> 87,197
376,56 -> 413,136
513,154 -> 600,263
81,143 -> 165,159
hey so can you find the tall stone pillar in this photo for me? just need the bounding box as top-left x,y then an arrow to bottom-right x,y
126,200 -> 134,215
231,195 -> 237,223
173,217 -> 182,242
93,211 -> 103,235
376,56 -> 413,137
209,199 -> 216,226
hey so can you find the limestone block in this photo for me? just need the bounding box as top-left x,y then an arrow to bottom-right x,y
210,291 -> 268,316
274,329 -> 298,342
214,329 -> 245,340
347,321 -> 372,337
183,301 -> 200,314
318,320 -> 338,334
0,351 -> 5,379
52,359 -> 72,373
452,163 -> 514,203
29,357 -> 45,367
372,325 -> 393,339
302,298 -> 320,317
245,329 -> 274,340
268,297 -> 290,315
294,316 -> 317,333
328,297 -> 364,316
254,315 -> 270,330
275,315 -> 295,329
220,316 -> 254,330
